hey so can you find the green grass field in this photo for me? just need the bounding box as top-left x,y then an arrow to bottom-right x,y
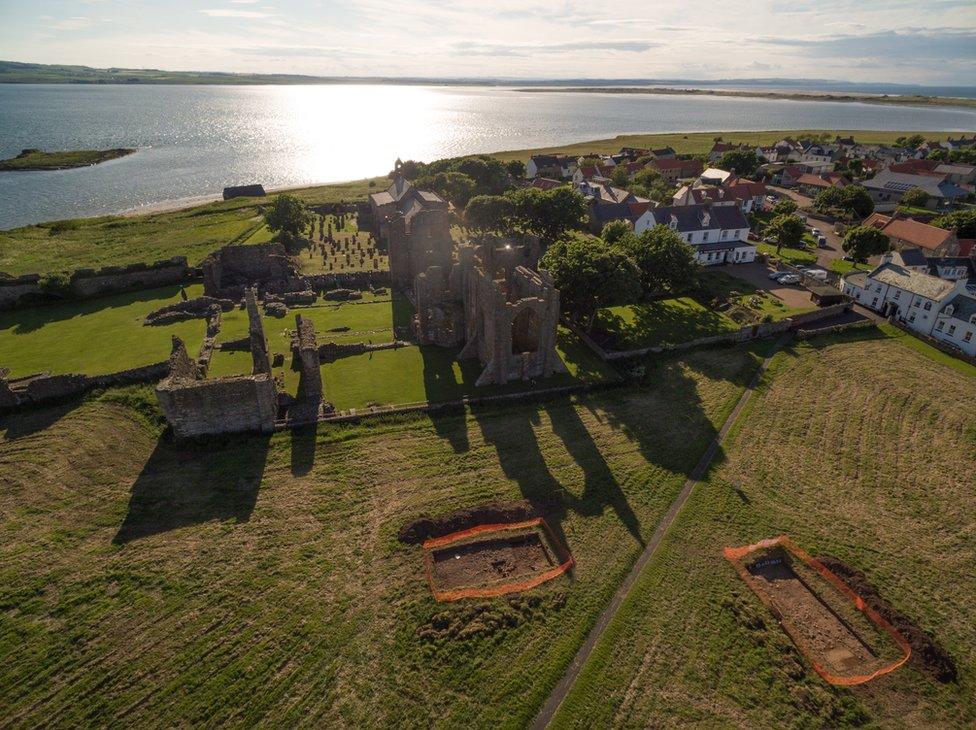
757,241 -> 818,266
0,343 -> 768,726
0,284 -> 206,377
552,330 -> 976,728
0,148 -> 135,171
593,297 -> 739,351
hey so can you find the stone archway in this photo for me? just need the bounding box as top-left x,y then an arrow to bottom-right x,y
511,306 -> 541,354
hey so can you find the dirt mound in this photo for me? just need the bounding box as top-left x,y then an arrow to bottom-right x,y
398,498 -> 560,544
818,556 -> 957,683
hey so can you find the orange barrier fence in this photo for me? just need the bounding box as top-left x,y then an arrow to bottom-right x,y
723,535 -> 911,686
424,518 -> 574,602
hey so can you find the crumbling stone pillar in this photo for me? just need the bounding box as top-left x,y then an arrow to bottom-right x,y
293,314 -> 323,401
245,287 -> 272,375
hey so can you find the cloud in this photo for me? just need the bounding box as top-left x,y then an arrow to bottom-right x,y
756,29 -> 976,61
44,16 -> 97,31
232,45 -> 374,59
453,40 -> 657,57
198,9 -> 271,18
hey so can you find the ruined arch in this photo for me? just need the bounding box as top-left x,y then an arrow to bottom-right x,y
511,306 -> 541,354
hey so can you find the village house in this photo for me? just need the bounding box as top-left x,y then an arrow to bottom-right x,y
572,163 -> 616,184
794,172 -> 848,197
672,177 -> 767,213
934,162 -> 976,186
884,248 -> 974,281
863,213 -> 960,257
574,178 -> 650,233
530,177 -> 563,191
863,170 -> 967,212
708,142 -> 740,163
635,203 -> 755,265
842,260 -> 976,355
526,155 -> 562,179
649,157 -> 704,183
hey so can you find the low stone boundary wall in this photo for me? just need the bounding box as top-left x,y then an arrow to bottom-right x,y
795,319 -> 875,339
0,257 -> 192,310
305,271 -> 391,291
1,361 -> 171,411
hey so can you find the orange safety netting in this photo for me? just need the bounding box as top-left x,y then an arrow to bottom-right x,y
424,517 -> 574,602
723,535 -> 912,686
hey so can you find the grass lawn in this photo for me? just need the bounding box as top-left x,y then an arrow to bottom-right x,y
0,343 -> 769,726
553,331 -> 976,728
299,213 -> 388,275
592,297 -> 739,351
757,241 -> 817,266
829,258 -> 871,276
0,284 -> 206,377
697,270 -> 815,322
0,179 -> 381,276
876,321 -> 976,378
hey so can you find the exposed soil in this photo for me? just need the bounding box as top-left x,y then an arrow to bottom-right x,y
818,555 -> 957,683
398,498 -> 560,544
430,532 -> 556,590
746,550 -> 884,677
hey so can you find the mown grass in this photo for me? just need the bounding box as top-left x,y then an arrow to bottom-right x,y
0,343 -> 769,726
757,241 -> 818,266
0,284 -> 206,377
553,332 -> 976,728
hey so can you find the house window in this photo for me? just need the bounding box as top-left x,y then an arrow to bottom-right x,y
935,321 -> 944,331
965,331 -> 973,343
912,299 -> 919,307
923,301 -> 932,311
893,290 -> 900,299
948,325 -> 956,336
909,313 -> 916,323
871,297 -> 879,308
703,231 -> 710,242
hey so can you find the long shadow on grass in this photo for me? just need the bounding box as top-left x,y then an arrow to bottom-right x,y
3,285 -> 187,335
114,432 -> 270,544
1,399 -> 82,440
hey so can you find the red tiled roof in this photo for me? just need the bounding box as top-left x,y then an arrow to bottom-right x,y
957,238 -> 974,257
866,214 -> 954,252
889,159 -> 939,174
627,201 -> 654,218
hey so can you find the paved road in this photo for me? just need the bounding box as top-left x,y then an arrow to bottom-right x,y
768,185 -> 846,268
530,334 -> 791,729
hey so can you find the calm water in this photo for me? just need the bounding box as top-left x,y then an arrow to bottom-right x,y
1,83 -> 975,230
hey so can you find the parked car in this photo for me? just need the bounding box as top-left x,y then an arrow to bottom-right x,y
801,268 -> 829,281
748,231 -> 760,241
817,235 -> 828,248
810,227 -> 821,237
777,274 -> 801,285
768,270 -> 789,281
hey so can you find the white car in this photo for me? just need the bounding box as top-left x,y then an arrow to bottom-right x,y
801,268 -> 829,281
777,273 -> 801,285
810,227 -> 821,237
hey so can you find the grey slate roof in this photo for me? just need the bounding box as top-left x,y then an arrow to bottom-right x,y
868,263 -> 956,300
939,293 -> 976,323
649,204 -> 749,233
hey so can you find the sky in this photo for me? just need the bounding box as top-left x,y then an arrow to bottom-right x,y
1,0 -> 975,84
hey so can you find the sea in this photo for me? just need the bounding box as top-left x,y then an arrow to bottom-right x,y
1,83 -> 974,230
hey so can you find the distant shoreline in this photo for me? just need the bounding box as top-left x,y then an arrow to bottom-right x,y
516,87 -> 976,110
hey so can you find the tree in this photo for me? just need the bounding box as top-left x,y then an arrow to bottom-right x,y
540,236 -> 641,329
464,195 -> 513,232
505,159 -> 526,179
506,187 -> 588,243
611,166 -> 630,187
933,209 -> 976,238
813,185 -> 873,221
895,134 -> 925,149
842,226 -> 890,263
430,171 -> 477,207
717,149 -> 760,177
264,194 -> 313,238
766,214 -> 805,254
616,225 -> 700,294
900,187 -> 930,208
600,220 -> 632,245
772,198 -> 798,216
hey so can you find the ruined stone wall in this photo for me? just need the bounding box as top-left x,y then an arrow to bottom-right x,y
0,258 -> 190,310
245,288 -> 271,375
202,243 -> 305,298
388,208 -> 453,289
155,373 -> 277,438
293,314 -> 323,401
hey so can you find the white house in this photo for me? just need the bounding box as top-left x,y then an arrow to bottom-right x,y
840,262 -> 966,337
931,292 -> 976,356
637,204 -> 755,265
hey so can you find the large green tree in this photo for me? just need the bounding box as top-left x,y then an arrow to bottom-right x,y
264,194 -> 313,237
772,198 -> 798,216
813,184 -> 873,221
842,226 -> 891,263
900,187 -> 930,208
616,225 -> 700,294
933,209 -> 976,238
506,187 -> 588,244
717,149 -> 761,177
463,195 -> 513,232
766,214 -> 806,254
541,236 -> 641,329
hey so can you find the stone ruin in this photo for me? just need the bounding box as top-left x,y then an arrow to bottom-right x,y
155,288 -> 278,438
202,243 -> 308,299
414,242 -> 566,386
291,314 -> 323,403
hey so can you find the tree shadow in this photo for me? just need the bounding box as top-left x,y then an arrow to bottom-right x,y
113,432 -> 271,544
591,298 -> 738,351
